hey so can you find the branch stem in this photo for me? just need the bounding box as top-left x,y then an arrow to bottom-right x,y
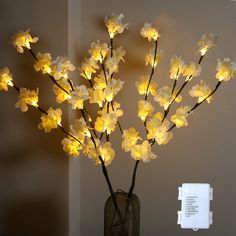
164,81 -> 223,138
189,81 -> 222,113
99,156 -> 122,220
28,49 -> 70,95
144,40 -> 158,101
171,79 -> 177,95
161,53 -> 204,123
128,160 -> 140,198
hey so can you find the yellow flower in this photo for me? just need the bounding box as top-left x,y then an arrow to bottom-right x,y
94,73 -> 107,90
154,86 -> 182,110
113,47 -> 126,61
95,113 -> 118,134
82,138 -> 100,161
34,52 -> 52,74
105,101 -> 124,117
189,80 -> 213,103
80,58 -> 99,80
146,112 -> 173,145
61,137 -> 82,157
95,102 -> 123,134
38,107 -> 62,133
145,48 -> 163,67
138,100 -> 154,121
105,47 -> 126,75
0,67 -> 14,91
169,56 -> 186,80
94,116 -> 105,133
198,33 -> 217,56
122,127 -> 141,152
15,88 -> 39,112
171,106 -> 191,128
104,79 -> 124,102
53,78 -> 72,104
135,75 -> 157,96
105,58 -> 118,75
140,23 -> 161,42
11,29 -> 38,53
68,85 -> 89,109
51,57 -> 75,80
104,13 -> 128,38
88,87 -> 105,107
183,62 -> 201,80
131,140 -> 157,163
89,41 -> 109,62
216,58 -> 236,82
70,117 -> 91,142
98,142 -> 115,166
154,86 -> 171,109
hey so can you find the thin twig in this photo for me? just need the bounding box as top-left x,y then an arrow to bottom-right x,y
110,102 -> 124,135
171,79 -> 177,95
189,81 -> 222,113
11,82 -> 82,145
161,54 -> 205,123
144,40 -> 158,101
110,38 -> 113,57
28,49 -> 70,95
83,108 -> 98,138
128,160 -> 140,198
153,81 -> 223,146
67,78 -> 75,91
11,81 -> 119,225
99,156 -> 122,219
128,40 -> 159,199
100,53 -> 108,85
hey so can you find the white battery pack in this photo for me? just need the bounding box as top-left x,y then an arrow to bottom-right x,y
177,183 -> 213,231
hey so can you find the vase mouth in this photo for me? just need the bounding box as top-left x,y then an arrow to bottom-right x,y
112,190 -> 139,201
116,189 -> 128,194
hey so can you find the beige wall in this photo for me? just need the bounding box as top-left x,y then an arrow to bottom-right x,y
1,0 -> 236,236
0,0 -> 68,235
69,0 -> 236,235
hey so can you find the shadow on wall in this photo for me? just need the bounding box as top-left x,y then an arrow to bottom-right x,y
1,198 -> 60,236
0,0 -> 69,235
0,130 -> 68,236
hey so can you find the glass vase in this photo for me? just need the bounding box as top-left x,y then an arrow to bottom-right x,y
104,190 -> 140,236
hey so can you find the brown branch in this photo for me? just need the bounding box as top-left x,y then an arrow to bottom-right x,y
28,49 -> 70,95
99,156 -> 122,220
144,39 -> 158,101
161,54 -> 205,123
128,160 -> 140,198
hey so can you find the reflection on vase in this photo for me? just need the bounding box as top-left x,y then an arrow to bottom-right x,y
104,191 -> 140,236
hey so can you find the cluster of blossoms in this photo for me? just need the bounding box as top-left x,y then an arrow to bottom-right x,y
38,107 -> 62,133
1,13 -> 236,169
104,13 -> 128,39
198,33 -> 217,56
15,88 -> 39,112
34,53 -> 75,81
0,68 -> 14,91
11,29 -> 39,53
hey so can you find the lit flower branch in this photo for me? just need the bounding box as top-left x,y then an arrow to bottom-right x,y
11,30 -> 102,150
125,25 -> 235,197
161,33 -> 217,123
0,65 -> 123,221
13,15 -> 127,222
1,13 -> 236,225
0,68 -> 84,145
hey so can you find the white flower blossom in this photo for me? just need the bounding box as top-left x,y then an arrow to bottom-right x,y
140,23 -> 161,41
104,13 -> 128,38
